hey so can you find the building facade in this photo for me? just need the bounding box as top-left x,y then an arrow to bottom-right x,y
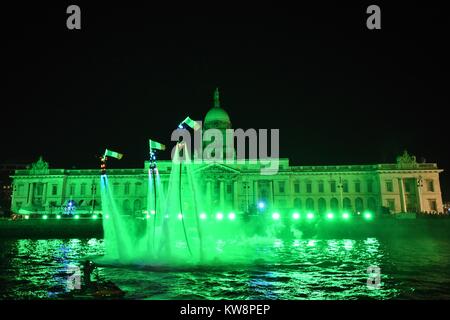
10,93 -> 444,216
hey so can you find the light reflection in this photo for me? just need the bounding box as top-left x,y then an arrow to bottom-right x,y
4,237 -> 401,299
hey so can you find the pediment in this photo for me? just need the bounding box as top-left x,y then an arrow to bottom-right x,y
194,162 -> 240,175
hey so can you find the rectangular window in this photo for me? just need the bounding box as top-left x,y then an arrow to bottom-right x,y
124,183 -> 130,195
387,199 -> 395,211
294,182 -> 300,193
330,181 -> 336,193
318,182 -> 324,193
306,182 -> 312,193
227,184 -> 232,194
404,181 -> 411,193
135,183 -> 142,195
278,181 -> 285,193
18,184 -> 24,196
429,199 -> 437,211
80,184 -> 86,196
69,184 -> 76,196
367,180 -> 373,193
386,181 -> 393,192
51,185 -> 58,196
427,180 -> 435,192
343,181 -> 349,193
16,202 -> 22,209
36,184 -> 43,196
355,182 -> 361,193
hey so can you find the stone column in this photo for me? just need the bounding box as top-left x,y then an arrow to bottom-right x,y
398,178 -> 407,213
27,182 -> 34,205
268,180 -> 274,208
42,183 -> 48,207
416,177 -> 423,213
219,180 -> 225,210
206,180 -> 212,212
233,180 -> 238,211
254,180 -> 259,204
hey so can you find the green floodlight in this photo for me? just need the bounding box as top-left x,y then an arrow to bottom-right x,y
364,212 -> 373,220
177,213 -> 183,220
292,212 -> 300,220
307,212 -> 315,220
146,214 -> 150,219
92,214 -> 98,220
42,215 -> 48,220
24,215 -> 30,220
56,215 -> 61,219
326,212 -> 334,220
150,210 -> 156,215
74,215 -> 80,219
199,212 -> 207,220
342,212 -> 350,220
272,212 -> 280,220
105,214 -> 110,219
216,212 -> 224,220
228,212 -> 236,220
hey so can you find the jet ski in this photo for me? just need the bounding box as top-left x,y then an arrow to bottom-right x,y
59,260 -> 125,299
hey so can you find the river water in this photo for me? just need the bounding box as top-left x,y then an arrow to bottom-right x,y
1,236 -> 450,299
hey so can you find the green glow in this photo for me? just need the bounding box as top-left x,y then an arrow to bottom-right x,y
272,212 -> 280,220
105,214 -> 110,219
364,212 -> 373,220
200,212 -> 207,220
307,212 -> 314,220
228,212 -> 236,220
326,213 -> 334,220
150,210 -> 156,215
146,214 -> 150,219
292,212 -> 300,220
216,212 -> 224,220
42,215 -> 48,220
24,215 -> 29,220
56,215 -> 61,219
92,214 -> 98,219
178,213 -> 183,220
74,215 -> 80,219
342,212 -> 350,219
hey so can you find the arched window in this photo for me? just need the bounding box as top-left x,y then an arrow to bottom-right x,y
318,198 -> 327,213
355,197 -> 364,213
133,199 -> 142,213
368,197 -> 376,212
343,197 -> 352,211
293,198 -> 302,210
306,198 -> 314,212
330,198 -> 339,212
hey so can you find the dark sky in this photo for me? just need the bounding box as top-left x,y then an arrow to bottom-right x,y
3,2 -> 449,199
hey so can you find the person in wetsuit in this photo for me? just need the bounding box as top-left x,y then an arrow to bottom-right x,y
82,260 -> 96,287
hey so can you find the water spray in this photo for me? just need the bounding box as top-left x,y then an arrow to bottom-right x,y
176,117 -> 202,257
149,139 -> 166,250
177,141 -> 193,256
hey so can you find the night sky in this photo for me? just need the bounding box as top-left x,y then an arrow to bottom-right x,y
3,2 -> 449,200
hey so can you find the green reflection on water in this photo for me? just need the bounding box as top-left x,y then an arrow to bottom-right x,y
2,236 -> 450,299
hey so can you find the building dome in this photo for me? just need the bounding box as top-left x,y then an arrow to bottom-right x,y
203,88 -> 232,130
